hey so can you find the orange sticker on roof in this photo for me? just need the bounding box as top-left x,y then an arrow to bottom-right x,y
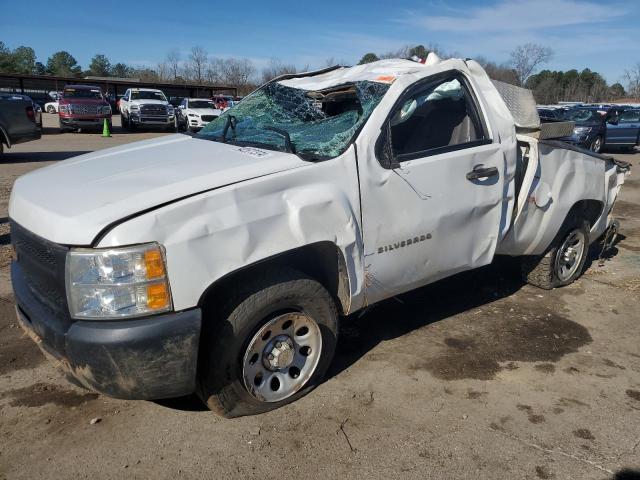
375,75 -> 396,84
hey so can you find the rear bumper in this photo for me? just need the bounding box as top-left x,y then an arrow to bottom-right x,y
11,261 -> 201,400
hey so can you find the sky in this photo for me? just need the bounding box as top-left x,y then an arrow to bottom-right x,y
1,0 -> 639,84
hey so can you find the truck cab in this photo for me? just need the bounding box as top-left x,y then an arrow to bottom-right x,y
9,56 -> 629,417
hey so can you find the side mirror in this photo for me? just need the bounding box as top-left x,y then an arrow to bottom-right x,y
607,117 -> 618,126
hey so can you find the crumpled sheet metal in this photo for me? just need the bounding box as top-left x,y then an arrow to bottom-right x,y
496,138 -> 607,256
279,59 -> 429,91
98,147 -> 366,313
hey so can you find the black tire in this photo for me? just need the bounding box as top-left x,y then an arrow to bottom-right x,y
590,135 -> 602,153
46,105 -> 56,113
521,219 -> 590,289
121,113 -> 128,129
197,268 -> 338,418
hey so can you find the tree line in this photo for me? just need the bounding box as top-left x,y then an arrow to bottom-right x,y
1,40 -> 638,101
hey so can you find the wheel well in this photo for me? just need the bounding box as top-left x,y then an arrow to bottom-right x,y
566,199 -> 603,230
197,241 -> 351,316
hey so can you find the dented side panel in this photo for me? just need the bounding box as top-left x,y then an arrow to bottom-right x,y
96,148 -> 365,313
496,140 -> 606,256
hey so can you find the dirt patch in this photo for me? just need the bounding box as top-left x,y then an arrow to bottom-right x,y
516,404 -> 545,424
557,397 -> 589,408
467,389 -> 488,400
0,297 -> 45,375
626,389 -> 640,401
535,363 -> 556,374
535,465 -> 554,479
410,302 -> 591,381
614,200 -> 640,219
603,359 -> 626,370
573,428 -> 595,441
2,382 -> 98,408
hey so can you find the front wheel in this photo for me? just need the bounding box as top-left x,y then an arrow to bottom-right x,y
198,268 -> 338,417
521,221 -> 590,289
46,105 -> 56,113
590,135 -> 602,153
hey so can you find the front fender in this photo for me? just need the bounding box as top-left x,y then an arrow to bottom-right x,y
96,149 -> 365,312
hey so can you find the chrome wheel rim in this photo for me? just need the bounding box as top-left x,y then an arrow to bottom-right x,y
242,312 -> 322,403
555,230 -> 586,282
592,137 -> 601,152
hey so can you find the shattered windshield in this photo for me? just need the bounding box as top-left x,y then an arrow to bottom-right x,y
197,80 -> 390,160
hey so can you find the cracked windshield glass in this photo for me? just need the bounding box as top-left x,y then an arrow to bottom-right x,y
197,80 -> 389,160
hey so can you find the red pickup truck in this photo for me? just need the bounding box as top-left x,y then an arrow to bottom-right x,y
58,85 -> 112,133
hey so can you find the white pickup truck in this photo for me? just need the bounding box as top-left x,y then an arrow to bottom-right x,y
119,87 -> 176,131
9,56 -> 629,417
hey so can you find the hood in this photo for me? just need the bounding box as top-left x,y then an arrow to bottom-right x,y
9,135 -> 306,245
131,99 -> 167,105
573,121 -> 601,128
60,97 -> 108,105
187,107 -> 220,115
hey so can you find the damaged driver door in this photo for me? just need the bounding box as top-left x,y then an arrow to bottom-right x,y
357,72 -> 505,305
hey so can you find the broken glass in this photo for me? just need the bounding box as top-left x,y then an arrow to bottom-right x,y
197,81 -> 390,160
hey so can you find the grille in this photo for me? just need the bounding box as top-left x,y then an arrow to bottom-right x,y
70,104 -> 99,115
201,115 -> 218,122
140,104 -> 167,115
10,221 -> 69,319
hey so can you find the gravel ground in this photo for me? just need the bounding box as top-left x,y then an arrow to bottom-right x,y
0,114 -> 639,480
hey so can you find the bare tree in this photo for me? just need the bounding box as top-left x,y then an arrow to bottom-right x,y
261,58 -> 297,84
624,63 -> 640,100
189,46 -> 208,84
166,49 -> 181,81
475,56 -> 518,85
210,58 -> 257,93
509,43 -> 553,86
156,61 -> 169,81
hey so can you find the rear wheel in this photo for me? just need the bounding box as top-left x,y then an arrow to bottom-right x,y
46,105 -> 56,113
521,220 -> 590,289
198,268 -> 338,417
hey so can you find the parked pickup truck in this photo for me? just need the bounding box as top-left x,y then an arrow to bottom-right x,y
58,85 -> 112,133
0,93 -> 41,155
9,56 -> 629,417
119,88 -> 176,131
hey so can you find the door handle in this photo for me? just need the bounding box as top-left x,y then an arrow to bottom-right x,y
466,165 -> 499,181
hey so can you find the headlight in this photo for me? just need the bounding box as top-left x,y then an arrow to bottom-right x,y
574,126 -> 592,134
99,105 -> 112,115
66,243 -> 172,320
59,104 -> 70,114
188,113 -> 198,117
167,106 -> 174,114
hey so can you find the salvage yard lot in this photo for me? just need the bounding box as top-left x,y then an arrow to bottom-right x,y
0,114 -> 639,479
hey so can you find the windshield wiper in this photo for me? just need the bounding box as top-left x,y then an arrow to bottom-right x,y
263,126 -> 296,154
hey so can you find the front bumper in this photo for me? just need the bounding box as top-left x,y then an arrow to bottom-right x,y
130,113 -> 175,125
60,116 -> 111,128
11,261 -> 201,400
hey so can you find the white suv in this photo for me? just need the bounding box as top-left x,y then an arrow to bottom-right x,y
177,98 -> 222,132
119,88 -> 176,131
